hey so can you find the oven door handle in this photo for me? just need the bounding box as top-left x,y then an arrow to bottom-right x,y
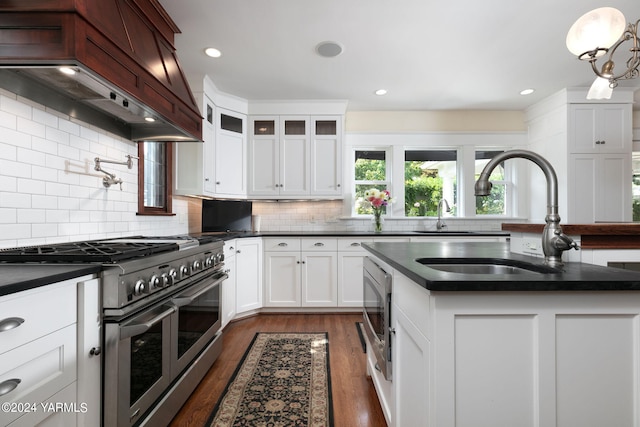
171,273 -> 228,308
120,305 -> 176,340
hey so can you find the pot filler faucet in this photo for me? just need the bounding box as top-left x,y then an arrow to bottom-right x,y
474,149 -> 579,267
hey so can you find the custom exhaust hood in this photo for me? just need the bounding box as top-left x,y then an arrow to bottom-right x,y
0,0 -> 203,142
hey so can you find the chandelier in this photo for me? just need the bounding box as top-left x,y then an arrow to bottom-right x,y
566,7 -> 640,99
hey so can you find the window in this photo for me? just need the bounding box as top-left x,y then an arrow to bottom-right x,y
354,150 -> 389,215
475,150 -> 508,215
405,150 -> 457,216
137,142 -> 174,215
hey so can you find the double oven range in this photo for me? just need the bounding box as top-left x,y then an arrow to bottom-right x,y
0,235 -> 227,426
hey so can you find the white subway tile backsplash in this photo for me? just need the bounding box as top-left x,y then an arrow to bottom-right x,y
1,95 -> 32,119
32,108 -> 59,128
0,142 -> 16,160
17,116 -> 46,138
45,182 -> 70,197
0,111 -> 17,130
0,208 -> 17,223
17,147 -> 46,166
0,192 -> 31,208
0,223 -> 30,239
0,92 -> 189,246
16,208 -> 45,223
17,178 -> 46,195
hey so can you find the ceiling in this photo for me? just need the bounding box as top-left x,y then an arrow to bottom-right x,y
158,0 -> 640,111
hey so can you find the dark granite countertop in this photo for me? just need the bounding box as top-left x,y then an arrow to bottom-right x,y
0,264 -> 102,297
198,230 -> 510,240
362,241 -> 640,292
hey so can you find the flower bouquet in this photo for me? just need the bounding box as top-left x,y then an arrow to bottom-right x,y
363,188 -> 393,232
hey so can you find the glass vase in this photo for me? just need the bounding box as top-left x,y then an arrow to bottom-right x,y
373,212 -> 383,233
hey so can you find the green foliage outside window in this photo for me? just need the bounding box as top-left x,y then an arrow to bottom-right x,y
405,161 -> 446,216
355,157 -> 387,215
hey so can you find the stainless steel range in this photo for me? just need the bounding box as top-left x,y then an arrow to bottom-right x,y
0,235 -> 227,427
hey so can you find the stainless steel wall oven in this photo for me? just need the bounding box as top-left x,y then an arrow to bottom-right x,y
363,256 -> 393,381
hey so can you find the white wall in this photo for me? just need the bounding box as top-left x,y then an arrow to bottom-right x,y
0,88 -> 192,248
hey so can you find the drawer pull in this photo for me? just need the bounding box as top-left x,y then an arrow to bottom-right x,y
314,242 -> 325,247
350,242 -> 361,247
0,379 -> 21,397
278,243 -> 288,247
0,317 -> 24,332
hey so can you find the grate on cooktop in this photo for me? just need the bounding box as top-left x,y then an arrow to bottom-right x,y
0,241 -> 179,263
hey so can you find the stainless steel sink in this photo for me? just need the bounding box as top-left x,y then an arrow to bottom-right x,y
416,258 -> 560,275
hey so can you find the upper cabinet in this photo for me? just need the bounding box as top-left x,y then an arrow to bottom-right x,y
249,114 -> 343,199
568,104 -> 632,154
174,78 -> 248,199
526,88 -> 634,223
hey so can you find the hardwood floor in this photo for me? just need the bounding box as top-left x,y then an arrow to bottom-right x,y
169,313 -> 387,427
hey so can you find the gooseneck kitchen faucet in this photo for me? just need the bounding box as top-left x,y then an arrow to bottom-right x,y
474,149 -> 579,267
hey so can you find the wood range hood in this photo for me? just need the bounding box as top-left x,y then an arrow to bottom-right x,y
0,0 -> 202,142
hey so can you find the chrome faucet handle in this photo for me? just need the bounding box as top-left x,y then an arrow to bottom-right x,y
553,230 -> 580,251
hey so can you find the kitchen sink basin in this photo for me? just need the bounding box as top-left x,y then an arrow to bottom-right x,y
416,258 -> 560,275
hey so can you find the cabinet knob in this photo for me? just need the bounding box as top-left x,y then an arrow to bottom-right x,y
216,181 -> 221,185
0,317 -> 24,332
337,184 -> 341,187
90,346 -> 101,356
0,378 -> 21,397
205,178 -> 209,181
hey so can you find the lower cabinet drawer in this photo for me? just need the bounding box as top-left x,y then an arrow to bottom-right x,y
0,325 -> 77,426
0,280 -> 77,356
7,382 -> 77,427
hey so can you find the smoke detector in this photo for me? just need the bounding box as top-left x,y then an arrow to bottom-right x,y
316,41 -> 344,58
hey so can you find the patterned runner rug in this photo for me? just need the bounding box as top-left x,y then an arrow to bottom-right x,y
206,332 -> 333,427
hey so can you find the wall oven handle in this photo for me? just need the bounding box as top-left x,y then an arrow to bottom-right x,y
120,306 -> 176,340
171,273 -> 228,308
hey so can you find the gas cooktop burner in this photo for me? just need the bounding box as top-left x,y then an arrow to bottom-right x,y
0,240 -> 179,263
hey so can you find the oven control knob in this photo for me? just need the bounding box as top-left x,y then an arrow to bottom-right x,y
149,275 -> 161,289
204,256 -> 213,268
179,265 -> 189,277
133,279 -> 147,296
168,268 -> 178,285
192,260 -> 202,271
159,273 -> 170,287
215,253 -> 223,263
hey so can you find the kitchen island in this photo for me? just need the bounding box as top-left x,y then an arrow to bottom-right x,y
362,241 -> 640,427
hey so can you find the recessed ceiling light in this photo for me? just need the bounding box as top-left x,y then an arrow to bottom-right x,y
144,116 -> 156,122
375,89 -> 387,96
520,88 -> 535,95
58,66 -> 77,76
316,41 -> 344,58
204,48 -> 222,58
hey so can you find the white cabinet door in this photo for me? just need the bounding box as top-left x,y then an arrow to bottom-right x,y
279,116 -> 310,197
222,239 -> 237,327
394,306 -> 430,427
311,116 -> 342,197
337,252 -> 366,307
264,252 -> 301,307
215,108 -> 247,197
77,278 -> 101,427
569,104 -> 631,153
249,116 -> 280,196
569,153 -> 631,222
235,238 -> 263,314
301,251 -> 337,307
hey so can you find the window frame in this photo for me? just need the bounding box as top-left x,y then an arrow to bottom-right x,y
352,147 -> 392,216
349,140 -> 521,218
137,141 -> 175,216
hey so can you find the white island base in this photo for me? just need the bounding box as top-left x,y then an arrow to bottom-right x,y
367,263 -> 640,427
